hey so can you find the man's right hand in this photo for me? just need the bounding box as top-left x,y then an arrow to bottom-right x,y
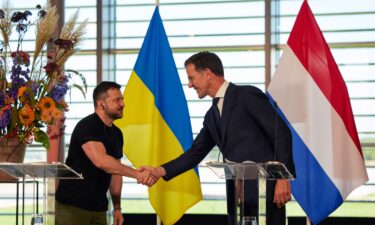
138,166 -> 166,186
135,167 -> 157,187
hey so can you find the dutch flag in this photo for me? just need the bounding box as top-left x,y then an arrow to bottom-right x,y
267,1 -> 368,224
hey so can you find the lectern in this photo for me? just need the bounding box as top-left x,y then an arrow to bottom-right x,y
207,161 -> 294,225
0,162 -> 83,225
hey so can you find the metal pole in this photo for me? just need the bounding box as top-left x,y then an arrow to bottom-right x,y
306,217 -> 312,225
265,0 -> 271,88
157,214 -> 162,225
22,175 -> 25,225
97,0 -> 103,83
155,1 -> 160,224
16,182 -> 19,225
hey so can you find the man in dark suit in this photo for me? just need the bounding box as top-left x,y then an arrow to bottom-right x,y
148,51 -> 295,225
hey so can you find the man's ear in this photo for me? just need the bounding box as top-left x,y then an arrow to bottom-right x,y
205,69 -> 214,80
97,100 -> 105,109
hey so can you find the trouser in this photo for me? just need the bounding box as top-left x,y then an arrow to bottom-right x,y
55,200 -> 108,225
226,180 -> 286,225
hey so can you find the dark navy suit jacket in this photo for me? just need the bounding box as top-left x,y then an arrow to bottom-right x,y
162,83 -> 295,225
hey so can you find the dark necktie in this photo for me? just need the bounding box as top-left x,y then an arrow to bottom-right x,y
212,97 -> 221,137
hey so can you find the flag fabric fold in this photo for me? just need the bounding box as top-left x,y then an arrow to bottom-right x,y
115,6 -> 202,225
267,1 -> 368,224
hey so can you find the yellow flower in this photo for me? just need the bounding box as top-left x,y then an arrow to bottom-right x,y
0,4 -> 87,149
38,97 -> 56,112
40,111 -> 53,123
52,108 -> 63,120
18,104 -> 35,127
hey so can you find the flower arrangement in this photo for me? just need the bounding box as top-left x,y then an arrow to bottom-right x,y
0,2 -> 87,150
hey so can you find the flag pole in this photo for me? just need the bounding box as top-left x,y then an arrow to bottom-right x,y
306,217 -> 312,225
155,7 -> 160,225
155,6 -> 161,225
157,214 -> 161,225
156,3 -> 160,225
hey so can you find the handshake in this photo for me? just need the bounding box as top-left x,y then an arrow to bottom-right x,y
134,166 -> 166,187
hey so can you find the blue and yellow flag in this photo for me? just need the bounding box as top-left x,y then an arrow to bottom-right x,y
115,6 -> 202,225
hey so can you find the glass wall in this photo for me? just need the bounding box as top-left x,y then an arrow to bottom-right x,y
0,0 -> 374,223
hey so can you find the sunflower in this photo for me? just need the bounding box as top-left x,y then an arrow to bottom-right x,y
38,97 -> 56,112
18,104 -> 35,127
40,108 -> 64,124
40,110 -> 53,123
52,108 -> 63,120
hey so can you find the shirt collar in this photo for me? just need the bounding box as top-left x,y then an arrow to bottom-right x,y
215,80 -> 229,98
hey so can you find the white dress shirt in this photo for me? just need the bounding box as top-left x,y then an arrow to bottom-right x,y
214,80 -> 229,116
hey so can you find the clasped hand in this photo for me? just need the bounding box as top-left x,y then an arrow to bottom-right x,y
135,166 -> 165,187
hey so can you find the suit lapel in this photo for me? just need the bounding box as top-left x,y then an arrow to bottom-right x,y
220,83 -> 238,147
208,107 -> 222,145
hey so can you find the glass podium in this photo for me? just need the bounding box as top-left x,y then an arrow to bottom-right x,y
0,162 -> 83,225
207,161 -> 294,225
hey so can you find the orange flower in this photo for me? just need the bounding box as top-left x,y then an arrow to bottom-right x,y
40,108 -> 63,124
38,97 -> 56,112
18,104 -> 35,127
52,108 -> 63,120
18,86 -> 28,103
40,111 -> 53,123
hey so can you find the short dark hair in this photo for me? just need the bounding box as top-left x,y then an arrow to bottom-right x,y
184,51 -> 224,77
93,81 -> 121,107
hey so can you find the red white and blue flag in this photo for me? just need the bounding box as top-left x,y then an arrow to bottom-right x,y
267,1 -> 368,224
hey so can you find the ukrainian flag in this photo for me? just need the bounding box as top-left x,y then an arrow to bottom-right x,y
115,6 -> 202,225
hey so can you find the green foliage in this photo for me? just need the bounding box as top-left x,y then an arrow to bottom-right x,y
65,69 -> 87,99
34,129 -> 50,150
